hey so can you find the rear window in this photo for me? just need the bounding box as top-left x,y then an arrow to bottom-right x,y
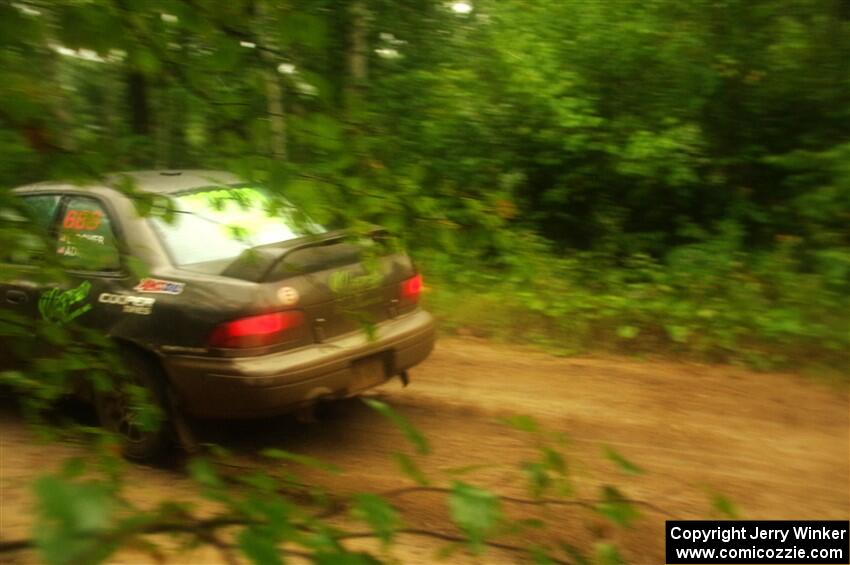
151,186 -> 324,267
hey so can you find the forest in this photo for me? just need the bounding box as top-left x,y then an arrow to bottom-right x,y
1,0 -> 848,370
0,2 -> 848,564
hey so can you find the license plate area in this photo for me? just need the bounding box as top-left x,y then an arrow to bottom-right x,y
351,354 -> 389,392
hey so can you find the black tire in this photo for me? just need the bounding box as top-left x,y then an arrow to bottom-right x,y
95,347 -> 173,462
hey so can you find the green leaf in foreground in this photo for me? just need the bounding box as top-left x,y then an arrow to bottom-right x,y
499,414 -> 540,433
351,493 -> 400,546
238,528 -> 283,565
363,398 -> 430,455
313,552 -> 382,565
616,325 -> 639,340
530,545 -> 558,564
60,457 -> 86,479
261,448 -> 341,474
448,481 -> 502,554
603,446 -> 645,476
560,542 -> 591,565
594,486 -> 640,528
709,491 -> 740,519
392,452 -> 430,485
522,460 -> 551,498
33,476 -> 116,565
595,542 -> 626,565
187,458 -> 224,489
443,463 -> 497,476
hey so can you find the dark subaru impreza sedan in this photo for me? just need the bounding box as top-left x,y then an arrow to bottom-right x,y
1,170 -> 435,459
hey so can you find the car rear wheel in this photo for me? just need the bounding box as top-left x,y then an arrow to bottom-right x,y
95,348 -> 172,462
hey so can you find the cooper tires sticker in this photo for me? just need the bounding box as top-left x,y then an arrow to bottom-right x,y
98,293 -> 155,315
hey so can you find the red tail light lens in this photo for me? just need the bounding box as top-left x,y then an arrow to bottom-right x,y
208,311 -> 304,349
400,273 -> 423,303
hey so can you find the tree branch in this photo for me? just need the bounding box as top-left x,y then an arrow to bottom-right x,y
340,529 -> 572,564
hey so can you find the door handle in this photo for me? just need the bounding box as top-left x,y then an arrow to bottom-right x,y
5,290 -> 28,305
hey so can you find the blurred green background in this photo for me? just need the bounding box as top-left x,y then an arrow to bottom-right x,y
1,0 -> 848,372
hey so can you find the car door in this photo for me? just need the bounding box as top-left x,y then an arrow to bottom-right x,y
0,194 -> 62,368
47,194 -> 126,329
1,192 -> 127,367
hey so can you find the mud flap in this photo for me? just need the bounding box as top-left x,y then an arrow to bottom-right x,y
167,387 -> 202,455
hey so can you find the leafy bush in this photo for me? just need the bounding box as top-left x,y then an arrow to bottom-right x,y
424,227 -> 850,373
2,403 -> 671,565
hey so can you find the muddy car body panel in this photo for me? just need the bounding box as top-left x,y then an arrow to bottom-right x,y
2,170 -> 436,418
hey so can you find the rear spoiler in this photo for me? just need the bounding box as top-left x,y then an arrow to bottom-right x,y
221,226 -> 390,282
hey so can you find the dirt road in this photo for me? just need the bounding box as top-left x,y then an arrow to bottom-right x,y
1,338 -> 848,564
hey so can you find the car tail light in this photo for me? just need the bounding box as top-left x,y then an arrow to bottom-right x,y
400,273 -> 423,303
208,311 -> 304,349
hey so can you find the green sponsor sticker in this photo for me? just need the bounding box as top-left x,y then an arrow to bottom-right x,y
38,281 -> 93,324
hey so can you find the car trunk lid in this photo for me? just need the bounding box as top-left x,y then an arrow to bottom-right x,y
221,229 -> 418,344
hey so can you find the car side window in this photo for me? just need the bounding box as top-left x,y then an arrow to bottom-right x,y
22,195 -> 61,232
57,197 -> 121,272
0,195 -> 61,265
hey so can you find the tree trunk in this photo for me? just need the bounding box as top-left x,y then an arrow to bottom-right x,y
254,0 -> 288,161
49,51 -> 76,151
126,71 -> 151,136
345,0 -> 370,111
265,70 -> 288,160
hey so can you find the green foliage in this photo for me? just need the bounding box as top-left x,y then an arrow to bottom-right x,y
0,0 -> 827,561
261,448 -> 342,474
560,543 -> 592,565
595,542 -> 627,565
709,491 -> 742,519
513,418 -> 573,499
351,494 -> 400,547
313,553 -> 382,565
594,486 -> 641,528
499,414 -> 541,434
33,475 -> 116,565
448,481 -> 503,554
1,0 -> 846,370
426,229 -> 850,372
124,383 -> 165,433
18,409 -> 677,564
238,528 -> 284,565
188,458 -> 227,492
391,452 -> 431,486
363,398 -> 430,455
603,447 -> 645,477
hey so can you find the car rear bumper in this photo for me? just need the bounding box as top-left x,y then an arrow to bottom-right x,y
161,310 -> 436,418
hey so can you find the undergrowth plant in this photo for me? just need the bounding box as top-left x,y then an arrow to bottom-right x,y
424,226 -> 850,374
2,399 -> 670,565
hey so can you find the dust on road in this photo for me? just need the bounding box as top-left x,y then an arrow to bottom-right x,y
1,338 -> 848,564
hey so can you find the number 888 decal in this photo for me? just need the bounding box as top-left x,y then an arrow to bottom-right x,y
63,209 -> 103,231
